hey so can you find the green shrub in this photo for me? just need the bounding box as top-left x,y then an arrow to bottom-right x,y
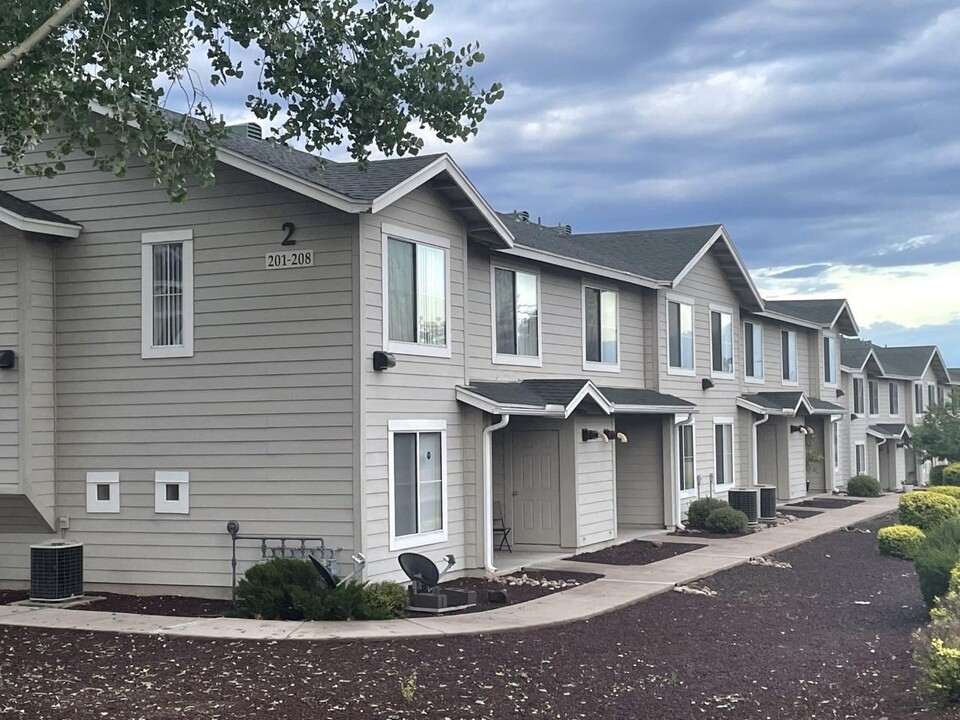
900,492 -> 960,531
234,557 -> 322,621
930,465 -> 946,486
704,506 -> 749,535
878,524 -> 926,559
943,463 -> 960,487
362,581 -> 408,618
687,497 -> 730,530
847,474 -> 882,497
914,518 -> 960,608
914,572 -> 960,705
929,486 -> 960,500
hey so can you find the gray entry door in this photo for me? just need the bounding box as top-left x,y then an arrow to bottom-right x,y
757,423 -> 784,497
511,430 -> 561,545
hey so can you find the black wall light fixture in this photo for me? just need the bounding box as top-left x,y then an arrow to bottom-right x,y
582,428 -> 608,442
0,350 -> 15,369
373,350 -> 396,371
836,388 -> 845,397
701,378 -> 715,390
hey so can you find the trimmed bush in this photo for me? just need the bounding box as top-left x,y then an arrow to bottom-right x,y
900,492 -> 960,531
704,506 -> 749,535
878,524 -> 926,559
930,465 -> 946,486
914,518 -> 960,608
943,463 -> 960,487
234,557 -> 323,621
915,629 -> 960,705
686,497 -> 729,530
362,581 -> 408,618
847,474 -> 882,497
929,486 -> 960,500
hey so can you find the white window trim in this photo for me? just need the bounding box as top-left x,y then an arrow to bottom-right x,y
822,333 -> 838,388
581,281 -> 621,373
743,320 -> 765,385
490,263 -> 543,368
867,379 -> 880,418
852,375 -> 865,415
712,417 -> 736,492
914,382 -> 925,418
666,293 -> 696,377
832,420 -> 841,475
709,303 -> 736,381
780,329 -> 799,386
854,442 -> 867,476
678,420 -> 698,500
889,382 -> 901,417
141,229 -> 194,359
86,471 -> 120,513
387,419 -> 449,551
381,223 -> 453,359
154,471 -> 190,514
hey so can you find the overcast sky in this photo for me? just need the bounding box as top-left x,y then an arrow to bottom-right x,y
213,1 -> 960,365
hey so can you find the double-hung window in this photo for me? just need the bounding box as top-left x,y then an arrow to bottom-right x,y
141,229 -> 194,358
713,421 -> 735,490
781,330 -> 798,383
710,308 -> 734,377
929,384 -> 936,408
823,336 -> 837,385
667,299 -> 695,373
385,228 -> 449,357
937,385 -> 945,405
889,383 -> 900,415
832,421 -> 840,473
855,443 -> 867,475
493,267 -> 540,365
853,378 -> 865,414
583,285 -> 618,369
915,383 -> 925,414
389,420 -> 447,550
744,321 -> 763,381
868,380 -> 880,416
678,423 -> 696,496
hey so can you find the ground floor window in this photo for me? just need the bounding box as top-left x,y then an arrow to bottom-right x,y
832,422 -> 841,473
389,420 -> 448,550
855,443 -> 867,476
679,423 -> 696,495
713,421 -> 734,489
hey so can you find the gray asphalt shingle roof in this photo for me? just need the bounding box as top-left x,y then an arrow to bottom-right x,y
872,345 -> 938,378
763,298 -> 848,325
0,189 -> 78,227
840,337 -> 874,370
740,392 -> 807,412
598,387 -> 695,409
950,368 -> 960,384
808,397 -> 845,414
460,379 -> 596,408
869,423 -> 911,439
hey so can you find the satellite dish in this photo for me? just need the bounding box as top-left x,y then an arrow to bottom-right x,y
398,552 -> 441,593
309,554 -> 336,589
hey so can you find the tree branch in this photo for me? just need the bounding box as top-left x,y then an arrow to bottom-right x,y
0,0 -> 87,71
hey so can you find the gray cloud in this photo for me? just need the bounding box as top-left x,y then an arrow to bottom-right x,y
768,264 -> 831,279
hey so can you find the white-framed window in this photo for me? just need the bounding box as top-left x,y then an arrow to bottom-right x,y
492,266 -> 541,366
710,306 -> 735,378
928,384 -> 936,408
937,385 -> 946,405
854,443 -> 867,476
781,330 -> 798,383
155,471 -> 189,514
388,419 -> 448,550
86,471 -> 120,513
832,421 -> 841,473
823,335 -> 838,386
667,297 -> 695,374
582,284 -> 619,371
915,382 -> 925,414
853,377 -> 865,414
141,229 -> 194,359
713,419 -> 735,490
678,422 -> 697,498
744,320 -> 764,382
868,380 -> 880,416
383,224 -> 450,358
889,383 -> 900,416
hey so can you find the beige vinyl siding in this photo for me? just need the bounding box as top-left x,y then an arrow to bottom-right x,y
0,231 -> 19,488
0,142 -> 357,592
574,416 -> 616,546
615,415 -> 664,527
359,186 -> 477,582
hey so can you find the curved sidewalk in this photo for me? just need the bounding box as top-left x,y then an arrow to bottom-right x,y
0,494 -> 897,641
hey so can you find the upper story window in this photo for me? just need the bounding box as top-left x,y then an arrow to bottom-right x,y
937,385 -> 946,405
141,229 -> 194,359
710,308 -> 734,377
667,299 -> 695,374
915,383 -> 925,414
385,228 -> 449,357
868,380 -> 880,416
389,420 -> 447,550
583,285 -> 618,370
889,383 -> 900,416
823,336 -> 837,385
744,321 -> 764,381
493,267 -> 540,365
853,377 -> 865,414
781,330 -> 798,383
928,384 -> 936,408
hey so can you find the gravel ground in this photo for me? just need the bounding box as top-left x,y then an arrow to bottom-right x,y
0,512 -> 954,720
568,539 -> 706,565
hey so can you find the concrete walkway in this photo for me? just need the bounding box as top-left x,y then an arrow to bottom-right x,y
0,494 -> 898,641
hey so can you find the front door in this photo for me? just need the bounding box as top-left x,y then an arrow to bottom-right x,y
511,430 -> 561,545
757,423 -> 784,497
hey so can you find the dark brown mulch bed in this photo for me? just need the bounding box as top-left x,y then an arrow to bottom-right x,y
76,592 -> 230,617
566,539 -> 706,565
784,497 -> 864,509
0,589 -> 28,604
425,569 -> 601,615
0,511 -> 954,720
670,528 -> 754,539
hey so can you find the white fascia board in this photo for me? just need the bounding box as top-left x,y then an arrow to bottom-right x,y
0,207 -> 81,238
566,382 -> 614,417
454,387 -> 567,418
613,404 -> 699,415
672,226 -> 765,310
795,395 -> 816,415
371,155 -> 515,249
831,300 -> 860,336
753,309 -> 823,332
496,245 -> 663,290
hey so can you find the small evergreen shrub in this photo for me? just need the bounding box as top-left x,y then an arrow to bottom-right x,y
900,492 -> 960,531
929,486 -> 960,500
914,571 -> 960,705
704,506 -> 749,535
930,465 -> 946,486
847,474 -> 882,497
687,497 -> 730,530
234,557 -> 322,621
362,581 -> 409,618
943,463 -> 960,487
914,518 -> 960,608
877,524 -> 926,559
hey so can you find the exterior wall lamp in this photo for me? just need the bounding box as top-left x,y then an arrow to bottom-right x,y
372,350 -> 396,371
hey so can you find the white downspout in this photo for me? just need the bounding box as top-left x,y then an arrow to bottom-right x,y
673,413 -> 695,530
482,414 -> 510,574
752,413 -> 771,486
